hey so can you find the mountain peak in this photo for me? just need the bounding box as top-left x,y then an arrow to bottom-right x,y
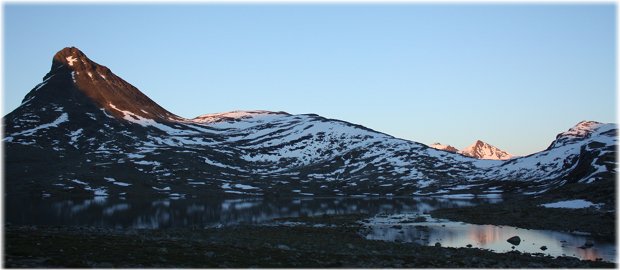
52,47 -> 92,70
459,140 -> 513,160
429,142 -> 459,153
20,47 -> 182,123
568,121 -> 602,134
54,46 -> 84,60
547,120 -> 606,149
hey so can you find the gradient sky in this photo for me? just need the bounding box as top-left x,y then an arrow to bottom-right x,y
3,4 -> 616,156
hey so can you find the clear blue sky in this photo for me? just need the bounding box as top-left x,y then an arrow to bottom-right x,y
3,4 -> 616,156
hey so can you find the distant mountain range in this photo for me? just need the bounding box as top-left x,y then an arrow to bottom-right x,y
430,141 -> 513,160
3,47 -> 616,203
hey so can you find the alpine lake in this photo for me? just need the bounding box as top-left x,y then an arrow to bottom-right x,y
4,194 -> 616,267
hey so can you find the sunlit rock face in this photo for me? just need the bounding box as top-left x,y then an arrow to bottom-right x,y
429,143 -> 459,153
459,140 -> 513,160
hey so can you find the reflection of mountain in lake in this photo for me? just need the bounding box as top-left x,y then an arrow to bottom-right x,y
468,225 -> 502,245
363,214 -> 616,263
9,196 -> 498,229
576,247 -> 605,262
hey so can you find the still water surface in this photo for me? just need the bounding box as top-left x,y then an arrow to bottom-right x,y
5,195 -> 615,262
363,213 -> 616,263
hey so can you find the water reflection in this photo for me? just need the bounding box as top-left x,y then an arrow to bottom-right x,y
363,214 -> 616,263
468,225 -> 502,245
6,196 -> 498,229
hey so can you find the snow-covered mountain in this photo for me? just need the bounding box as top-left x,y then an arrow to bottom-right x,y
429,143 -> 459,153
459,140 -> 513,160
3,47 -> 616,201
429,141 -> 512,160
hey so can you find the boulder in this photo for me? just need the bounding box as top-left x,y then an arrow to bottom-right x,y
507,236 -> 521,246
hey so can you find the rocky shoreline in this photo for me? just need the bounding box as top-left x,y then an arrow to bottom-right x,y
4,214 -> 615,268
430,199 -> 616,240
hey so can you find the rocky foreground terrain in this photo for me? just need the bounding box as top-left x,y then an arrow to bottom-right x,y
5,213 -> 614,268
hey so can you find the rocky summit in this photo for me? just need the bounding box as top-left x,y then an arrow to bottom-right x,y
459,140 -> 513,160
3,47 -> 617,202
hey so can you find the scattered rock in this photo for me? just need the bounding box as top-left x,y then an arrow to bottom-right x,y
414,216 -> 427,222
578,240 -> 595,249
507,236 -> 521,246
540,246 -> 547,251
277,244 -> 292,251
434,242 -> 441,247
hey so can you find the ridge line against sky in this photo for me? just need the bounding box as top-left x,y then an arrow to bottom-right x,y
3,3 -> 617,156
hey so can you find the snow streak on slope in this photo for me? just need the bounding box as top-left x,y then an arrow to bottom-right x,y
7,112 -> 68,137
192,110 -> 289,125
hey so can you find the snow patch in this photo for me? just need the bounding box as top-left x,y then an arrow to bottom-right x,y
66,56 -> 77,66
540,199 -> 601,209
10,113 -> 69,137
234,184 -> 259,190
109,103 -> 198,135
134,160 -> 161,166
68,128 -> 83,147
127,153 -> 146,159
71,179 -> 88,185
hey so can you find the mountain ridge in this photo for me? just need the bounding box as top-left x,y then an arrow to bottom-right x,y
3,47 -> 616,203
459,140 -> 513,160
429,143 -> 459,153
429,140 -> 513,160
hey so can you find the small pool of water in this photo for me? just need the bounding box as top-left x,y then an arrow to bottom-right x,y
362,213 -> 616,263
